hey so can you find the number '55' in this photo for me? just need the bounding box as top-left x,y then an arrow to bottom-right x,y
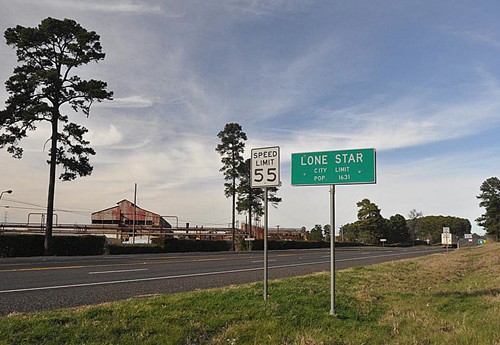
254,168 -> 277,182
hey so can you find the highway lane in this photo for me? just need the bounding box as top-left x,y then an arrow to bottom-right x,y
0,246 -> 447,315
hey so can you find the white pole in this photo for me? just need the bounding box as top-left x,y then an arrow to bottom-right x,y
330,184 -> 336,316
264,187 -> 269,301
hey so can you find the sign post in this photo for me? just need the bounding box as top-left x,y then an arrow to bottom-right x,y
291,148 -> 376,316
442,227 -> 451,253
329,185 -> 335,315
251,146 -> 280,301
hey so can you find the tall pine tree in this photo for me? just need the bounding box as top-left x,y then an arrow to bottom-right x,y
0,18 -> 112,254
216,123 -> 247,250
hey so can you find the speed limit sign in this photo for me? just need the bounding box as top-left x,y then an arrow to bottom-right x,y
251,146 -> 280,188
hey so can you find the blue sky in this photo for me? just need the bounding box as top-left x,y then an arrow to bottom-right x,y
1,0 -> 499,235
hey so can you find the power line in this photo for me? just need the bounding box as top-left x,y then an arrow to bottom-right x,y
2,198 -> 44,209
2,198 -> 92,215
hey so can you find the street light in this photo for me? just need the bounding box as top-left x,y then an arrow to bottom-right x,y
0,190 -> 12,200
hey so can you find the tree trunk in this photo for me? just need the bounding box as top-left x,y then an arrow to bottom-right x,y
44,113 -> 58,255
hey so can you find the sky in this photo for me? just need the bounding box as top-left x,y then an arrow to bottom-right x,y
1,0 -> 499,235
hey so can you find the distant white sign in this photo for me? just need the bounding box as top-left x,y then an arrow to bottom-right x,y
442,233 -> 452,245
251,146 -> 280,188
464,234 -> 473,239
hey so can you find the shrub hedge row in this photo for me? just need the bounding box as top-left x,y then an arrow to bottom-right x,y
0,234 -> 368,257
0,234 -> 106,257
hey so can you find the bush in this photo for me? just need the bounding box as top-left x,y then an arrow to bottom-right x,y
0,234 -> 45,257
0,234 -> 106,257
52,236 -> 106,256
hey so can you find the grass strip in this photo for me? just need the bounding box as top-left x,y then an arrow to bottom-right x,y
0,244 -> 498,345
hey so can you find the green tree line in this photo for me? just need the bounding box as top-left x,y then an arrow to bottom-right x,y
339,199 -> 471,245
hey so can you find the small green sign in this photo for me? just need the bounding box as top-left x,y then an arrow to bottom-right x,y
291,148 -> 376,185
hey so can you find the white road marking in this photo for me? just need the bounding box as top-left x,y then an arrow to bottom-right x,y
88,268 -> 149,275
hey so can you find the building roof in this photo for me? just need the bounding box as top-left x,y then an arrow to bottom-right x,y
91,199 -> 156,216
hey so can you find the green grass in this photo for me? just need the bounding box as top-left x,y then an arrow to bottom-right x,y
1,244 -> 499,345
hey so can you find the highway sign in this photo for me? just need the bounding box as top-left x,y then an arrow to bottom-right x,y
291,148 -> 376,185
442,233 -> 452,245
251,146 -> 280,188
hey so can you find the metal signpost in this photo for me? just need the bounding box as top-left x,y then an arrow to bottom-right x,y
442,227 -> 451,253
291,148 -> 376,316
251,146 -> 280,301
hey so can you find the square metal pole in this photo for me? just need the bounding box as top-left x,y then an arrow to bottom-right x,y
330,184 -> 336,316
264,187 -> 269,300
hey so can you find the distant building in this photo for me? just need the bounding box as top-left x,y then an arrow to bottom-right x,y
91,199 -> 171,228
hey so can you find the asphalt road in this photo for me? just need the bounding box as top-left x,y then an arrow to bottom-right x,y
0,246 -> 447,316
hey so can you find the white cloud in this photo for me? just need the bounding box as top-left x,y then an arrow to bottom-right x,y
15,0 -> 170,15
276,67 -> 500,154
441,25 -> 500,49
88,125 -> 123,146
97,95 -> 157,109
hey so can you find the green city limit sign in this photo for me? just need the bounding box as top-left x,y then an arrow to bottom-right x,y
291,148 -> 376,185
